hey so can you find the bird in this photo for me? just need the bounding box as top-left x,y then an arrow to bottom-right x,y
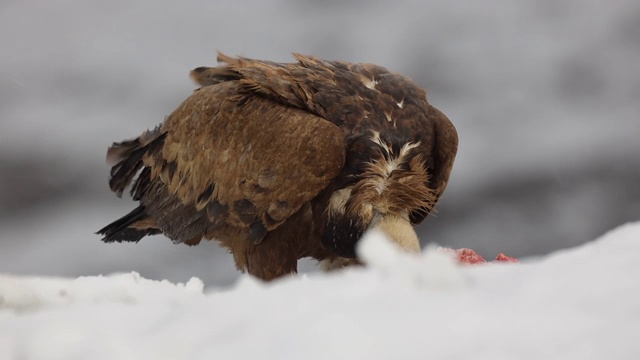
97,52 -> 458,281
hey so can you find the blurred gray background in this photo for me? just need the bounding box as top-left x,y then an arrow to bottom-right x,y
1,0 -> 638,286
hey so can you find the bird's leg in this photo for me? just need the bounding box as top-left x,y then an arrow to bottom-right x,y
245,239 -> 298,281
244,203 -> 318,281
318,256 -> 362,271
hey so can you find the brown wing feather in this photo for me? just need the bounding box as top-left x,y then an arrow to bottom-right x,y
208,52 -> 429,132
408,105 -> 459,224
143,80 -> 345,244
428,105 -> 458,197
202,53 -> 456,223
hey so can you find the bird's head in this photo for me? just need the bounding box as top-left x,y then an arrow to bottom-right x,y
323,133 -> 437,257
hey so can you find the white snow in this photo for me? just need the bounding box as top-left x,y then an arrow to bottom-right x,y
2,222 -> 639,360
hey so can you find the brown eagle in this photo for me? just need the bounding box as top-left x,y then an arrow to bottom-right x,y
97,53 -> 458,281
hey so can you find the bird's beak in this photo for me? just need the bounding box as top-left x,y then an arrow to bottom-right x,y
371,214 -> 421,253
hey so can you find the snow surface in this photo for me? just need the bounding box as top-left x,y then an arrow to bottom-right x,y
2,223 -> 639,360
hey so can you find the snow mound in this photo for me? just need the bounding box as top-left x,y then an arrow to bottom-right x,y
1,222 -> 639,360
0,272 -> 204,311
357,229 -> 469,289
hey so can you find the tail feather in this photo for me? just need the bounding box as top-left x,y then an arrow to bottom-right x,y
97,205 -> 161,243
100,128 -> 166,242
106,129 -> 166,197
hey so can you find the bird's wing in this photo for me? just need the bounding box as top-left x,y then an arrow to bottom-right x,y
408,105 -> 459,224
187,52 -> 458,227
429,105 -> 458,197
143,81 -> 345,243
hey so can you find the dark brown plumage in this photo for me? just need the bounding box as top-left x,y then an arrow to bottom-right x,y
97,53 -> 458,281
